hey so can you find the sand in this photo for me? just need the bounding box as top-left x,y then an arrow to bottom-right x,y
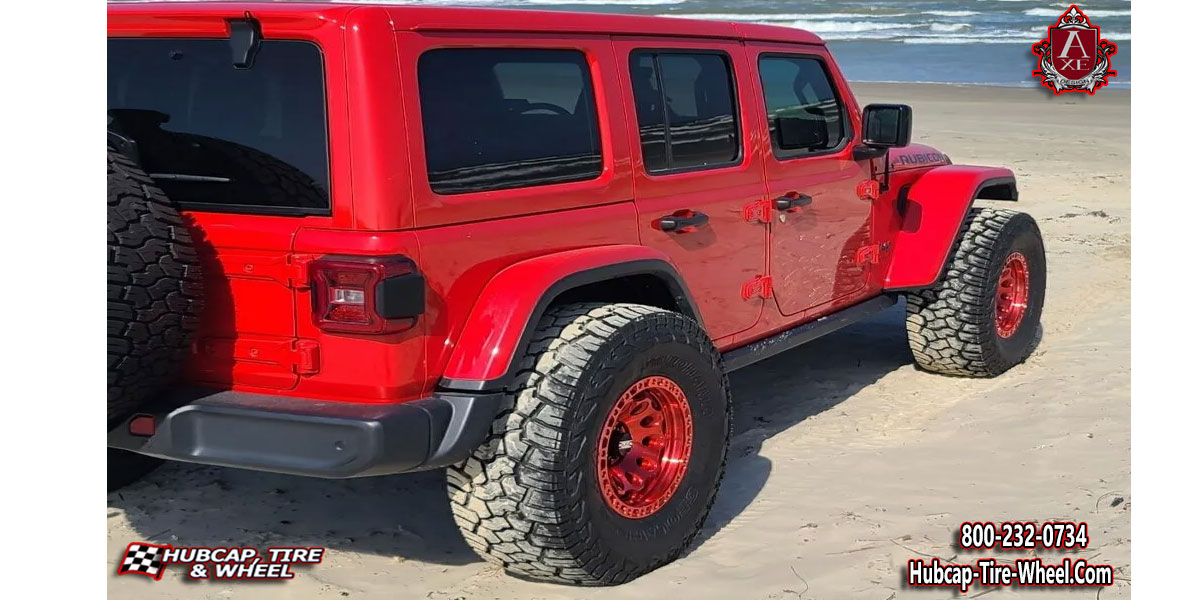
107,82 -> 1131,599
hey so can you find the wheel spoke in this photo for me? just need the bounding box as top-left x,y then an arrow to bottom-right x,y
596,377 -> 694,518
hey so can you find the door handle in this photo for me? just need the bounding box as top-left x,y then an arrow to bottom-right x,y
658,210 -> 710,233
774,193 -> 813,212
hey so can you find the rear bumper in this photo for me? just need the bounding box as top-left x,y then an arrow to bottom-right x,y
107,388 -> 503,478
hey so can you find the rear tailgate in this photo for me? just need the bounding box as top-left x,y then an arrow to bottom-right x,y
183,213 -> 312,390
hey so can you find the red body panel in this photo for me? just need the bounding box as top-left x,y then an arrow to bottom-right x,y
415,203 -> 639,390
442,244 -> 668,382
612,36 -> 769,340
883,165 -> 1017,289
108,2 -> 1016,405
745,41 -> 877,318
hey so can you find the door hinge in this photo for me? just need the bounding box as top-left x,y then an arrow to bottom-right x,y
741,275 -> 773,300
291,339 -> 321,376
857,179 -> 881,202
742,199 -> 772,224
287,254 -> 316,290
855,242 -> 891,265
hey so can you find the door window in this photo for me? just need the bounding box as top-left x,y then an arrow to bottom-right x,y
758,56 -> 847,158
629,51 -> 741,173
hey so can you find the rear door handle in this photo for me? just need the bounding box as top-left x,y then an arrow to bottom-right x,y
774,193 -> 813,212
658,210 -> 710,233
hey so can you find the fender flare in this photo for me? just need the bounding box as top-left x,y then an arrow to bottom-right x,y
883,165 -> 1018,290
438,245 -> 700,393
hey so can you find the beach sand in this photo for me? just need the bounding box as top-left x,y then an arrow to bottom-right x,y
107,82 -> 1131,599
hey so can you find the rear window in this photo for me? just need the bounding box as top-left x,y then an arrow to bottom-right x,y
107,38 -> 330,214
417,48 -> 603,195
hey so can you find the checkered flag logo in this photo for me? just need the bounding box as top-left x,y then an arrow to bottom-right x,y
118,542 -> 168,579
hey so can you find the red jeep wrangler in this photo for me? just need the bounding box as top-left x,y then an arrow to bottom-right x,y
107,3 -> 1044,585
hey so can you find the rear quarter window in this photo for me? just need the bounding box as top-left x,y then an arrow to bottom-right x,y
107,38 -> 330,214
417,48 -> 603,195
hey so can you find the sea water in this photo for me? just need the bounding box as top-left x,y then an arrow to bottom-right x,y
352,0 -> 1131,88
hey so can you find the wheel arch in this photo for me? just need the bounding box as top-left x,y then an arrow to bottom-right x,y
883,165 -> 1018,290
438,245 -> 701,392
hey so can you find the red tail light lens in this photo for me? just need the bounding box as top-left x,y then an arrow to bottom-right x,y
310,256 -> 424,334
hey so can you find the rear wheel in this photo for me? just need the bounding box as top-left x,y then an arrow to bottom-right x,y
905,207 -> 1046,377
446,303 -> 731,585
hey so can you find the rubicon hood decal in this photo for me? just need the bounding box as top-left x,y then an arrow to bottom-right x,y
888,144 -> 950,171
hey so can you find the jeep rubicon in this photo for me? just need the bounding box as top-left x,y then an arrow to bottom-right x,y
107,3 -> 1044,585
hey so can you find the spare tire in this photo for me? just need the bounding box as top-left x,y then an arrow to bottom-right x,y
107,143 -> 203,428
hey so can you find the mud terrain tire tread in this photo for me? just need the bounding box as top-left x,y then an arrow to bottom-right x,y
904,207 -> 1045,377
446,303 -> 731,586
107,145 -> 203,427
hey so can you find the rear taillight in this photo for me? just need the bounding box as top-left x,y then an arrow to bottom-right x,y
310,256 -> 425,334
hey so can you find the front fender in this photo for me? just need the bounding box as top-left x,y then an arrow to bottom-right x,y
884,165 -> 1018,290
439,245 -> 697,392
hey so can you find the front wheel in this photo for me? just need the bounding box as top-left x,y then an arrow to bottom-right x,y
905,207 -> 1046,377
446,303 -> 731,585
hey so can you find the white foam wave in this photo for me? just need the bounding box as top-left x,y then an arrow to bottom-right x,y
930,23 -> 971,32
900,37 -> 1032,44
666,13 -> 907,22
1024,8 -> 1131,17
786,20 -> 921,33
924,10 -> 980,17
524,0 -> 685,4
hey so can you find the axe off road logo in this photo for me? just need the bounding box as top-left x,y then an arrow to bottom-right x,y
1032,5 -> 1119,94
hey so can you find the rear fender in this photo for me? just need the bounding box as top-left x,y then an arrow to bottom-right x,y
439,245 -> 699,392
883,165 -> 1018,290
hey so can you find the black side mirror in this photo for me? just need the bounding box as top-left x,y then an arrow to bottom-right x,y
862,104 -> 912,148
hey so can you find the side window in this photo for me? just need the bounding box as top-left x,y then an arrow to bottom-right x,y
629,51 -> 740,173
417,48 -> 602,195
758,55 -> 846,158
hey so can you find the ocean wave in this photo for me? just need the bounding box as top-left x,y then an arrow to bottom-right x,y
666,13 -> 908,22
785,20 -> 921,33
1024,8 -> 1131,17
525,0 -> 685,4
898,32 -> 1130,44
930,23 -> 972,32
900,37 -> 1035,44
924,10 -> 980,17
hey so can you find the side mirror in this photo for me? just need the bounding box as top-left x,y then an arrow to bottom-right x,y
861,103 -> 912,148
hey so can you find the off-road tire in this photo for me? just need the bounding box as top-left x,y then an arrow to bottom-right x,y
108,145 -> 203,428
107,449 -> 164,492
905,207 -> 1045,377
446,303 -> 731,585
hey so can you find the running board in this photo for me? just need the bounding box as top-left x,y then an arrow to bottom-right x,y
722,294 -> 899,372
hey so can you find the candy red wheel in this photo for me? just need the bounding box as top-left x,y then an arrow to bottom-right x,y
994,252 -> 1030,338
448,303 -> 731,585
596,376 -> 693,519
905,208 -> 1045,377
